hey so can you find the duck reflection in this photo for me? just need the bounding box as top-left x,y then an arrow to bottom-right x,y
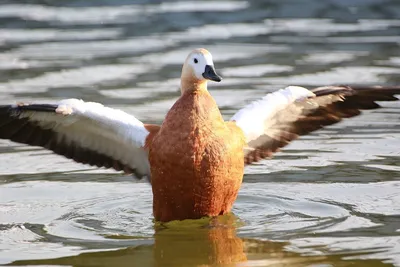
152,214 -> 247,266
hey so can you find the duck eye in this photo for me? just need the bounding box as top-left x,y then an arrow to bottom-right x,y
194,58 -> 198,64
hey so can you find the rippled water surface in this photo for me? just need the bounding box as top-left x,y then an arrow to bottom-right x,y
1,0 -> 400,266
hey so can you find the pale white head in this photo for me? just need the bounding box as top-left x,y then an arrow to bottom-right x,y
181,48 -> 222,93
186,48 -> 221,82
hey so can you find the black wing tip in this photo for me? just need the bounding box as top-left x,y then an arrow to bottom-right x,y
16,104 -> 58,112
0,105 -> 14,112
312,84 -> 400,96
0,104 -> 58,115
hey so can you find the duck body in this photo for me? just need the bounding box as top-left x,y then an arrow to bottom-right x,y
149,89 -> 245,222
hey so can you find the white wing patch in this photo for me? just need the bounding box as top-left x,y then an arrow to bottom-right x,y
231,86 -> 315,142
58,99 -> 149,146
15,99 -> 151,177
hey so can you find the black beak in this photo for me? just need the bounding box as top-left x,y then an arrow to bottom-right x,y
202,65 -> 222,82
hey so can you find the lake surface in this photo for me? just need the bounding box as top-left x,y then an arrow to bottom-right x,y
0,0 -> 400,266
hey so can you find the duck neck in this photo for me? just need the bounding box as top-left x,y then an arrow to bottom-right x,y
180,75 -> 208,95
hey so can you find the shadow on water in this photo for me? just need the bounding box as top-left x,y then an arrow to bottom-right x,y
7,215 -> 393,267
247,154 -> 400,183
0,171 -> 135,184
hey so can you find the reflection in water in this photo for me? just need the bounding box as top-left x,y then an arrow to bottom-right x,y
153,216 -> 247,266
8,215 -> 393,267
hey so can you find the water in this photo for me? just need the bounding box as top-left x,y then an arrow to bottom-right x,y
0,0 -> 400,266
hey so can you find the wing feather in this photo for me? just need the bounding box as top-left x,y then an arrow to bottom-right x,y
0,99 -> 152,178
231,85 -> 400,164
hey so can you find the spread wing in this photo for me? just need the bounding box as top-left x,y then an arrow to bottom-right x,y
231,85 -> 400,164
0,99 -> 153,178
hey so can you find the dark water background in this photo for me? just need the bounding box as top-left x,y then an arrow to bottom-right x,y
0,0 -> 400,266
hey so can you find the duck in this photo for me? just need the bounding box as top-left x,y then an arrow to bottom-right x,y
0,48 -> 399,222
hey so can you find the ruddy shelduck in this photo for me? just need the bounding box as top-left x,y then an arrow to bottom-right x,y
1,48 -> 400,222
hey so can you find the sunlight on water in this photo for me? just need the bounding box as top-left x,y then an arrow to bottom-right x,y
0,1 -> 248,23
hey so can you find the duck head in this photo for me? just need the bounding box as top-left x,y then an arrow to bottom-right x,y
180,48 -> 222,94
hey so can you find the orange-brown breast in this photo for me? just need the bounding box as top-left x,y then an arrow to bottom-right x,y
148,89 -> 246,222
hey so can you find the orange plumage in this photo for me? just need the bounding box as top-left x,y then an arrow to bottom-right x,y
148,88 -> 245,222
144,49 -> 245,222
